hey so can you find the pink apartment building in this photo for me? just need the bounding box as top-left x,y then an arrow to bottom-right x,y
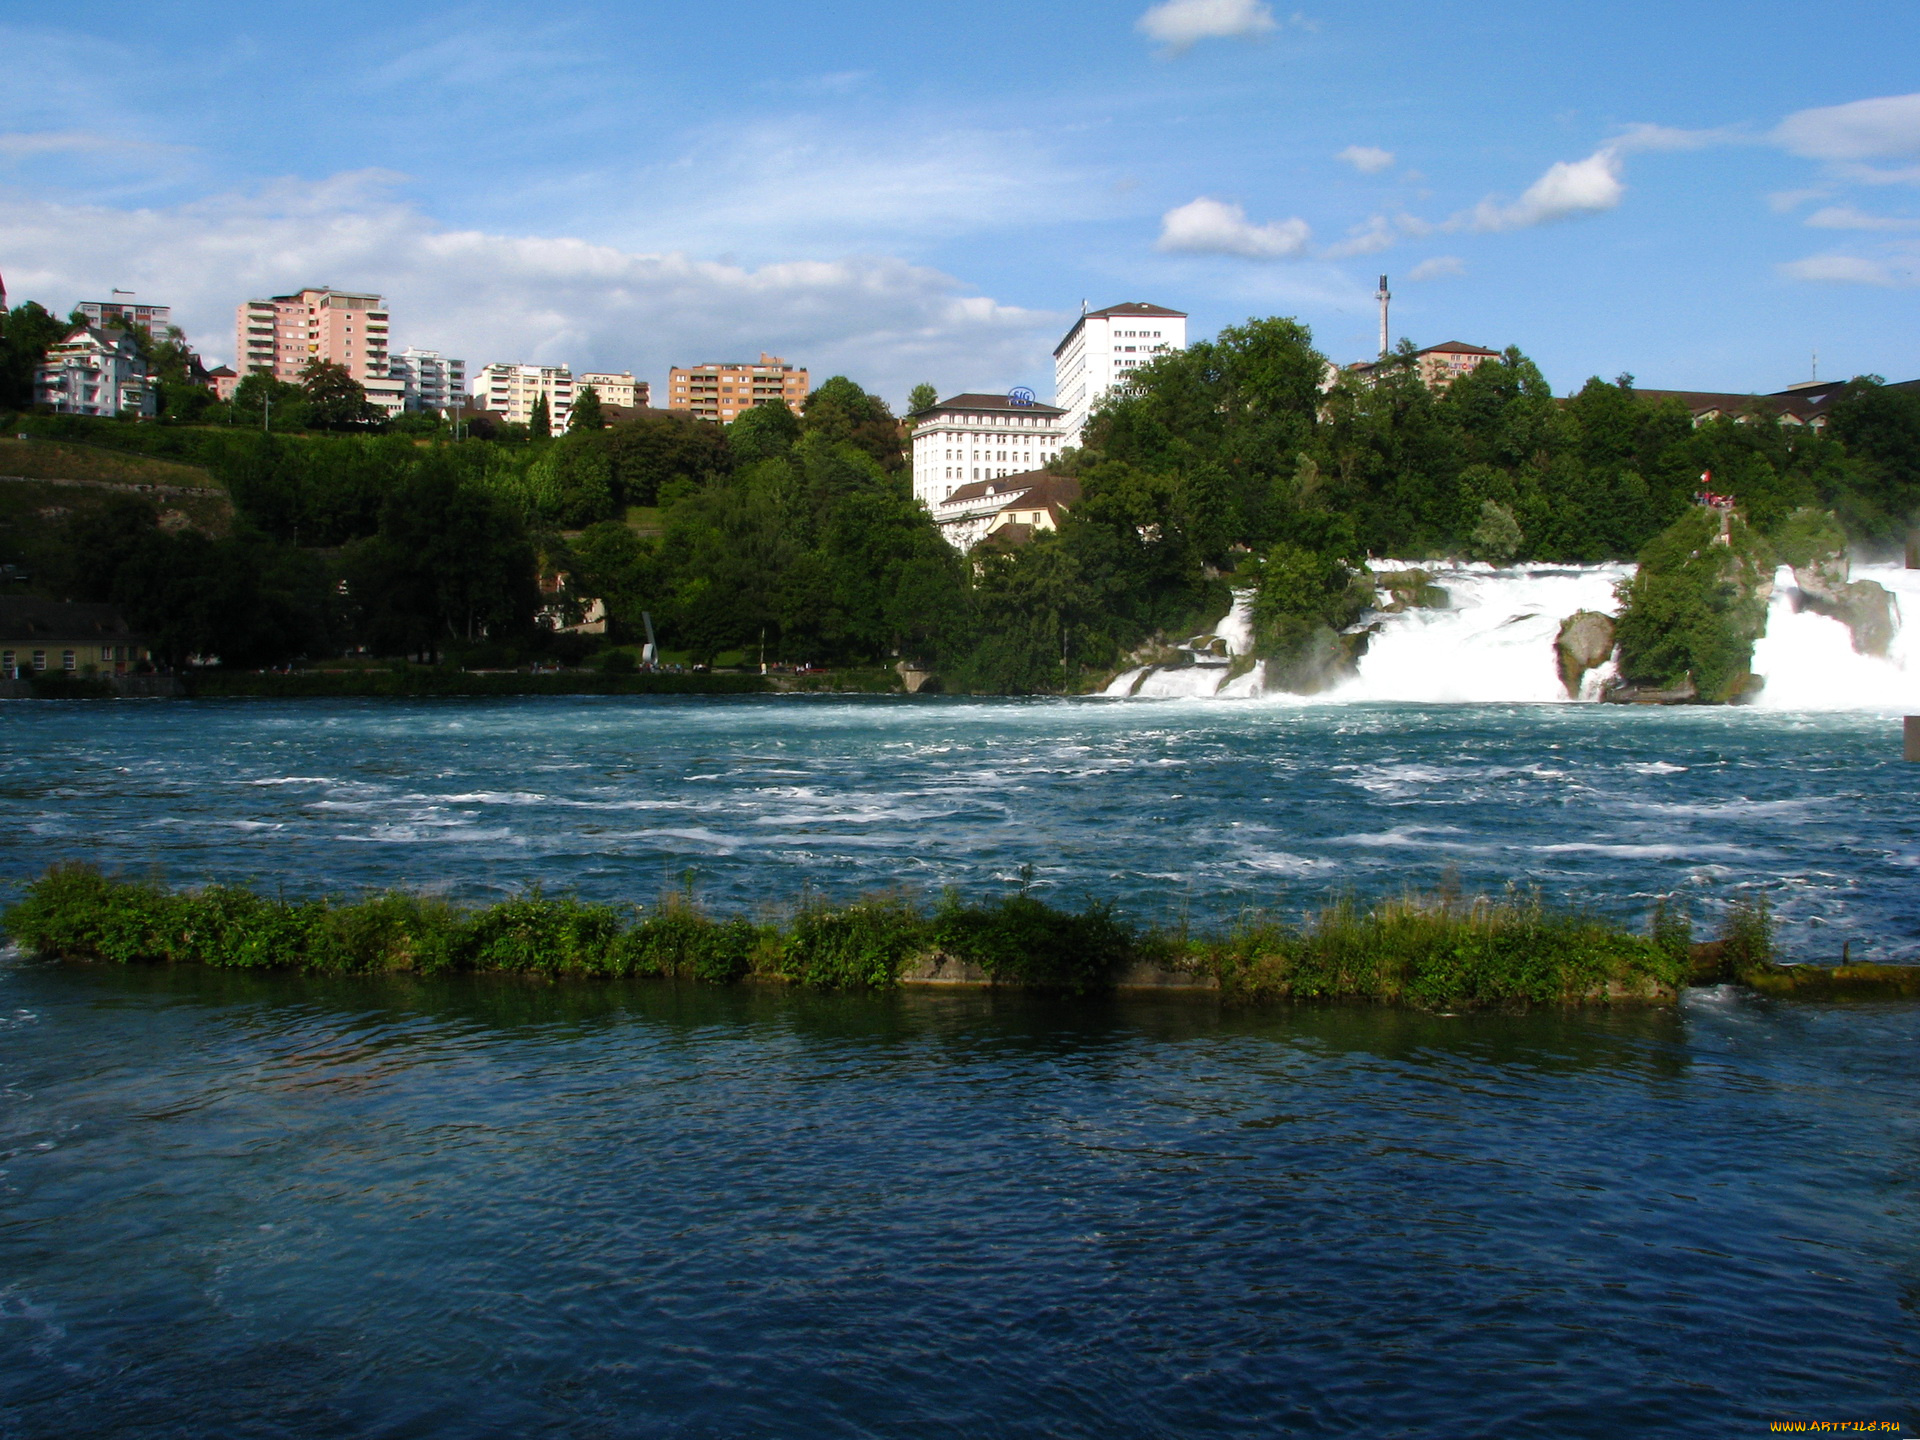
235,288 -> 404,415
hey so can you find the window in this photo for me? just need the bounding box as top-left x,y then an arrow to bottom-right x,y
62,650 -> 76,670
31,650 -> 45,670
1,651 -> 12,672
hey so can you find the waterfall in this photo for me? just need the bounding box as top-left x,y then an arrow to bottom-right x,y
1104,558 -> 1919,710
1339,563 -> 1631,704
1750,562 -> 1918,711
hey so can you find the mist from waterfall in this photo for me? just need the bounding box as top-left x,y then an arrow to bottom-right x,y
1103,559 -> 1920,710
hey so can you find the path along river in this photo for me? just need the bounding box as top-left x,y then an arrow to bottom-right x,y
2,696 -> 1919,1434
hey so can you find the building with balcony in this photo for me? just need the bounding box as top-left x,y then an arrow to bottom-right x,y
667,354 -> 807,421
472,363 -> 574,429
908,392 -> 1068,510
235,288 -> 404,415
391,349 -> 468,413
77,299 -> 172,339
1052,301 -> 1187,449
34,326 -> 154,418
576,372 -> 648,411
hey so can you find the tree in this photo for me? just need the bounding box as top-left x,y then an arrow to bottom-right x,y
570,385 -> 605,432
0,302 -> 72,409
299,359 -> 378,431
231,372 -> 307,432
908,382 -> 939,415
802,376 -> 906,473
728,400 -> 800,463
529,393 -> 552,440
342,458 -> 539,658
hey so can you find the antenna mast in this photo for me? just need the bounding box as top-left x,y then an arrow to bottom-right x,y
1375,274 -> 1391,359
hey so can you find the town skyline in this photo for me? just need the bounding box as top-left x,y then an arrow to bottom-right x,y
2,1 -> 1917,407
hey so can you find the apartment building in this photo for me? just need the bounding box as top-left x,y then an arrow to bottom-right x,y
473,363 -> 574,430
77,299 -> 171,339
35,326 -> 154,418
908,392 -> 1069,510
1052,302 -> 1187,449
391,348 -> 468,412
235,288 -> 405,415
576,372 -> 649,410
1347,340 -> 1501,391
667,354 -> 807,421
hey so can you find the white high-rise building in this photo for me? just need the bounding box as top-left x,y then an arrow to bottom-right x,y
391,349 -> 467,412
1052,301 -> 1187,449
473,363 -> 574,430
908,392 -> 1069,510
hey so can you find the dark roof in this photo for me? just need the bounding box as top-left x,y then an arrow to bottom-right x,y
916,392 -> 1066,418
1054,301 -> 1187,357
1634,388 -> 1836,423
938,469 -> 1081,510
1422,341 -> 1501,357
0,598 -> 142,643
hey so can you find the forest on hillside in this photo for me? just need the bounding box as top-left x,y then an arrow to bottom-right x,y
6,309 -> 1919,692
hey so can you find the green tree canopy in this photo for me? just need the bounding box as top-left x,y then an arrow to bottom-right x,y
570,385 -> 605,432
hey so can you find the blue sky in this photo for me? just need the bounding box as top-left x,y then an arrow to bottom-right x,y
2,0 -> 1917,408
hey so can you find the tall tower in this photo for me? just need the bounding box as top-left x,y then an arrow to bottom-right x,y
1376,274 -> 1391,359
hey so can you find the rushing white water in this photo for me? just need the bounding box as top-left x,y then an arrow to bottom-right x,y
1751,562 -> 1917,711
1106,556 -> 1920,711
1338,563 -> 1631,704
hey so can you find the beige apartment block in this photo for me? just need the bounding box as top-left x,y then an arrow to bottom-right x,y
667,354 -> 807,422
576,372 -> 649,410
473,363 -> 575,429
234,288 -> 404,414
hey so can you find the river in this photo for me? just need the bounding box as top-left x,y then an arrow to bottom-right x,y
3,692 -> 1920,1433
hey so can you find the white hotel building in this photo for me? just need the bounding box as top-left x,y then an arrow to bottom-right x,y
908,392 -> 1069,510
1052,301 -> 1187,448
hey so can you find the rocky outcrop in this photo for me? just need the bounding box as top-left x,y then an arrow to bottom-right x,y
1792,555 -> 1896,657
1373,569 -> 1450,613
1555,611 -> 1615,698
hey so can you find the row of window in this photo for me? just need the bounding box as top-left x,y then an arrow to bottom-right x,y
2,648 -> 82,673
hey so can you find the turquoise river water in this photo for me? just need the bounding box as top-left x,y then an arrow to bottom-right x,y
2,696 -> 1918,1436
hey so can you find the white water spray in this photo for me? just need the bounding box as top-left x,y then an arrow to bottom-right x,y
1105,557 -> 1920,711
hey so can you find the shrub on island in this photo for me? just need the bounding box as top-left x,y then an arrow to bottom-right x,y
0,865 -> 1760,1006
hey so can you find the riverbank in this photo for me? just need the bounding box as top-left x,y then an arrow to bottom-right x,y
8,866 -> 1846,1007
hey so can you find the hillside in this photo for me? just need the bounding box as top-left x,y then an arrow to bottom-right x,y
0,435 -> 223,491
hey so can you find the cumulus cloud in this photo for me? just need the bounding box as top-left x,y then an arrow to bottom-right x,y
1408,256 -> 1464,280
1775,93 -> 1920,162
1155,197 -> 1310,258
1136,0 -> 1277,53
1467,147 -> 1625,231
1804,205 -> 1920,231
0,175 -> 1062,398
1778,253 -> 1916,287
1337,145 -> 1395,175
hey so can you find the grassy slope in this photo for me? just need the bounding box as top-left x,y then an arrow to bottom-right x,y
0,436 -> 222,490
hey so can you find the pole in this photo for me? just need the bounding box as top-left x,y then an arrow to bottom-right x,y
1376,274 -> 1391,359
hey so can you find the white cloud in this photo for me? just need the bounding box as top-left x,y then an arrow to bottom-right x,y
1804,205 -> 1920,232
0,175 -> 1064,401
1136,0 -> 1277,53
1322,215 -> 1395,257
1467,147 -> 1625,231
1408,256 -> 1465,280
1337,145 -> 1394,175
1768,188 -> 1829,214
1155,197 -> 1310,258
1609,122 -> 1742,153
1775,93 -> 1920,162
1778,254 -> 1916,287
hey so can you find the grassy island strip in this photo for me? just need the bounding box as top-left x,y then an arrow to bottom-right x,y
8,865 -> 1888,1007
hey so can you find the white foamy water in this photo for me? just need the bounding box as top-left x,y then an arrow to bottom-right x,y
1750,562 -> 1919,712
1336,563 -> 1632,704
1103,554 -> 1920,711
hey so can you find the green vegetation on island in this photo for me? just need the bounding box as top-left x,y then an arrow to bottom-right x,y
5,865 -> 1856,1008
